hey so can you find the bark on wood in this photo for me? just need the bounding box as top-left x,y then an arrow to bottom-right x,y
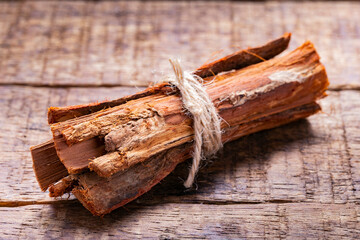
31,38 -> 328,216
50,41 -> 327,177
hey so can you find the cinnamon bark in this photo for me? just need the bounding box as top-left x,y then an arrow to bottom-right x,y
51,41 -> 327,177
30,34 -> 329,216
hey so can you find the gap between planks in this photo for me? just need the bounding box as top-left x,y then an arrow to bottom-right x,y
0,82 -> 359,91
1,198 -> 359,208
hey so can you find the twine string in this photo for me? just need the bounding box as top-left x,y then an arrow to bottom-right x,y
167,59 -> 222,188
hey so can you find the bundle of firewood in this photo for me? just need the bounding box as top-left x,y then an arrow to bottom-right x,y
31,33 -> 329,216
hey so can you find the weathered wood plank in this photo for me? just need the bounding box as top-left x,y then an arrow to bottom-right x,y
0,1 -> 359,88
0,86 -> 359,205
0,203 -> 359,239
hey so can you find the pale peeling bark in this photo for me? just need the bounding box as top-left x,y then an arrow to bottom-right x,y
89,116 -> 193,178
61,107 -> 159,145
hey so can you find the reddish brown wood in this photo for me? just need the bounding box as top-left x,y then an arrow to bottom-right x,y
72,103 -> 321,216
194,33 -> 291,78
30,140 -> 68,191
31,37 -> 329,216
48,41 -> 327,177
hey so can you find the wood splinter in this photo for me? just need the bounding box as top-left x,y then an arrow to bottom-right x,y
30,33 -> 329,216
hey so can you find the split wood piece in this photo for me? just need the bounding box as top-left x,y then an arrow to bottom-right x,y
32,33 -> 292,190
51,41 -> 328,178
30,140 -> 68,191
68,102 -> 321,216
193,33 -> 291,78
47,33 -> 291,124
31,140 -> 66,191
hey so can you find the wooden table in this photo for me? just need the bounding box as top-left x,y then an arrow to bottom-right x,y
1,1 -> 359,238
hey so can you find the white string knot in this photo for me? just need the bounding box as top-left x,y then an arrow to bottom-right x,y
167,59 -> 222,188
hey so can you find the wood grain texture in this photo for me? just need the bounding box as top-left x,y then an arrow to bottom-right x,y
1,0 -> 359,237
0,1 -> 359,88
0,202 -> 359,239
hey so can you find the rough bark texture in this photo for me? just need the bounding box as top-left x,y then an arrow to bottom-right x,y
72,103 -> 321,216
30,39 -> 329,216
47,41 -> 327,175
